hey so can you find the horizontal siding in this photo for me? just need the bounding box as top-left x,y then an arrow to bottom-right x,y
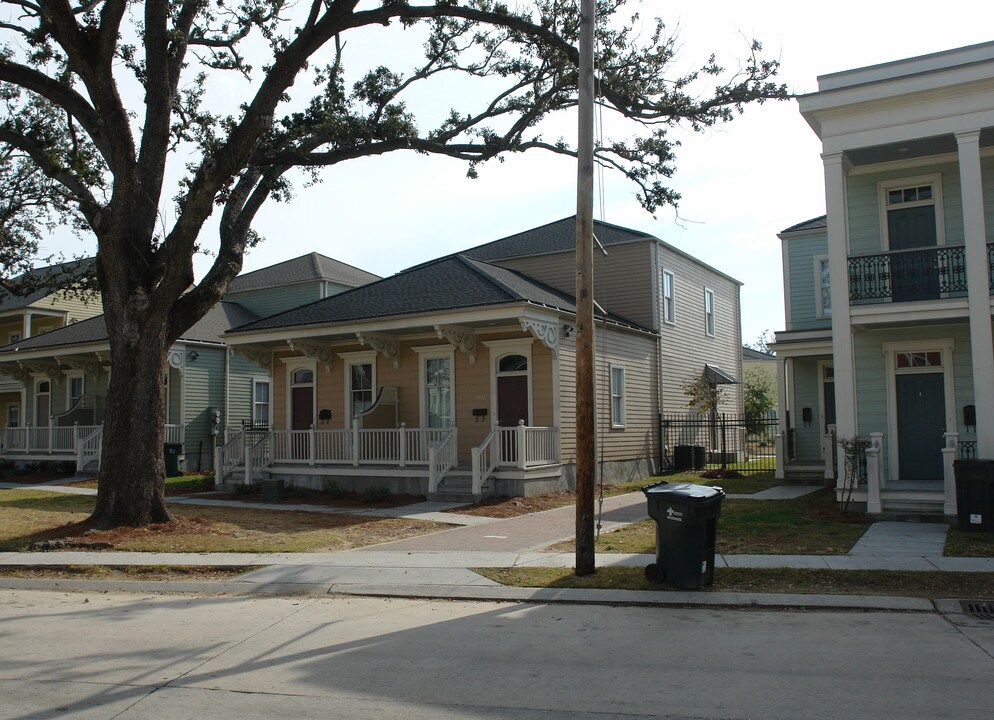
226,283 -> 323,318
227,354 -> 269,428
790,358 -> 823,462
183,347 -> 225,452
784,233 -> 830,331
658,253 -> 743,418
558,327 -> 659,465
494,242 -> 655,328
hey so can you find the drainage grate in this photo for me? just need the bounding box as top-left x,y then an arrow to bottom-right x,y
960,600 -> 994,621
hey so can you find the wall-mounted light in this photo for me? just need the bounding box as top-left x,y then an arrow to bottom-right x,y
188,350 -> 199,361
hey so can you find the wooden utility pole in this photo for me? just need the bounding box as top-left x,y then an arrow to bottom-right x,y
574,0 -> 596,576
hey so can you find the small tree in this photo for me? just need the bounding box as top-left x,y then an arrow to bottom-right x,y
743,366 -> 775,438
682,372 -> 724,416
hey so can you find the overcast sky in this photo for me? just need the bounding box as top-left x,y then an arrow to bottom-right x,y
35,1 -> 994,344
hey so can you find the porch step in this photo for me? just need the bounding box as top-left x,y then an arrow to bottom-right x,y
879,497 -> 947,520
783,465 -> 830,482
428,473 -> 495,503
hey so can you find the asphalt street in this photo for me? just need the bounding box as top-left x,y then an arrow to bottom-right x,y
1,589 -> 992,720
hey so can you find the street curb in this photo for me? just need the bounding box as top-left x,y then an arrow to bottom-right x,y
0,576 -> 936,612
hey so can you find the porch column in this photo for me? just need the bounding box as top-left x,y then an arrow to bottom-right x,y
942,431 -> 958,517
22,312 -> 32,340
824,153 -> 857,474
956,131 -> 994,457
774,355 -> 788,480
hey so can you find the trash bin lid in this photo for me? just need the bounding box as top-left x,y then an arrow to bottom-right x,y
643,482 -> 723,500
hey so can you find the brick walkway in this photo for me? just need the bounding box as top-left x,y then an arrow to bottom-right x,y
362,492 -> 648,553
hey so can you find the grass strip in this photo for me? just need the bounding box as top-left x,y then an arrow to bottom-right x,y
475,566 -> 994,600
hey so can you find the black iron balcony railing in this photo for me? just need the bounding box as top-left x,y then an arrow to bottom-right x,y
848,244 -> 967,304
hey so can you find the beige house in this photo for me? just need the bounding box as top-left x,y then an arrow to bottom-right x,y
221,217 -> 744,500
0,260 -> 101,432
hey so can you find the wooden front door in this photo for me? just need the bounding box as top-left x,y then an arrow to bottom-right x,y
497,375 -> 529,427
896,372 -> 944,481
291,386 -> 313,430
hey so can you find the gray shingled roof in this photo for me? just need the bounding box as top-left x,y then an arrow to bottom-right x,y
780,216 -> 827,234
0,301 -> 259,355
229,255 -> 647,334
742,346 -> 776,361
406,216 -> 655,269
0,258 -> 96,312
228,252 -> 380,293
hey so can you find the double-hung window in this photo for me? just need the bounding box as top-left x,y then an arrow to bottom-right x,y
704,288 -> 715,337
662,270 -> 675,324
252,379 -> 271,426
610,365 -> 626,428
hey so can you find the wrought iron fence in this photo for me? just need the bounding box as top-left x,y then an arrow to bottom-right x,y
661,412 -> 777,475
849,245 -> 967,303
959,440 -> 978,460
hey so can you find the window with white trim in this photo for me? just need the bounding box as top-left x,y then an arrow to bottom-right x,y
349,361 -> 374,419
704,288 -> 715,337
662,270 -> 675,324
7,402 -> 19,427
610,364 -> 626,428
424,356 -> 452,428
66,373 -> 84,409
8,332 -> 20,344
252,379 -> 271,426
879,175 -> 943,250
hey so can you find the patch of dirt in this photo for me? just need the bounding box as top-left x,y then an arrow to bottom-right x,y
449,491 -> 577,518
25,516 -> 215,550
0,565 -> 248,582
206,487 -> 423,508
699,468 -> 743,479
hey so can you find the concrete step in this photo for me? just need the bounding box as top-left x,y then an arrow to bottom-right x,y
879,498 -> 947,521
428,474 -> 495,503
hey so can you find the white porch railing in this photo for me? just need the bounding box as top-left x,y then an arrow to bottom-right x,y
496,422 -> 560,469
1,424 -> 101,454
245,431 -> 273,485
427,427 -> 457,495
215,431 -> 246,485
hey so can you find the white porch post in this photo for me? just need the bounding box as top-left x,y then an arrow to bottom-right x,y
956,131 -> 994,457
942,432 -> 959,517
398,423 -> 407,468
824,424 -> 836,481
22,311 -> 32,340
865,438 -> 881,515
308,424 -> 316,466
824,153 -> 857,481
516,420 -> 527,470
352,423 -> 360,467
775,355 -> 788,480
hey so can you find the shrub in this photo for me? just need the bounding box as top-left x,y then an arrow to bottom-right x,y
322,480 -> 347,500
363,486 -> 393,504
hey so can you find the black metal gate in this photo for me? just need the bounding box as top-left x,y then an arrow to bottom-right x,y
661,411 -> 777,475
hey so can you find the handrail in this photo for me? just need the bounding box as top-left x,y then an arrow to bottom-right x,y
471,426 -> 500,496
77,425 -> 103,473
214,431 -> 245,484
246,430 -> 273,484
848,244 -> 967,303
427,427 -> 457,495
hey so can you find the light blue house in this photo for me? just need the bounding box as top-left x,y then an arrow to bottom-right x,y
773,42 -> 994,517
0,253 -> 379,472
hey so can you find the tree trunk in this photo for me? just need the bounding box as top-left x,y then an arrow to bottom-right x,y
89,314 -> 171,528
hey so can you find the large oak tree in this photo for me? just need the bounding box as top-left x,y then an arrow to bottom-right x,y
0,0 -> 785,527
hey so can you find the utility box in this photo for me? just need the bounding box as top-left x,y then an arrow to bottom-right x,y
643,481 -> 724,590
953,459 -> 994,532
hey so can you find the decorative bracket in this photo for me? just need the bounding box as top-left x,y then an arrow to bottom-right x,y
357,332 -> 400,368
297,341 -> 334,373
60,356 -> 103,377
435,325 -> 476,365
230,345 -> 273,371
166,346 -> 186,375
520,318 -> 559,356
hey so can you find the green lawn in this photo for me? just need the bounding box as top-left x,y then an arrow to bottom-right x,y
549,487 -> 870,555
944,528 -> 994,557
475,566 -> 994,599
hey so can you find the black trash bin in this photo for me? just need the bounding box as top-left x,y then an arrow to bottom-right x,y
643,481 -> 724,589
954,459 -> 994,532
163,443 -> 182,477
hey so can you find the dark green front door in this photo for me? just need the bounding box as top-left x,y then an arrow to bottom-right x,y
896,372 -> 945,481
889,205 -> 938,302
